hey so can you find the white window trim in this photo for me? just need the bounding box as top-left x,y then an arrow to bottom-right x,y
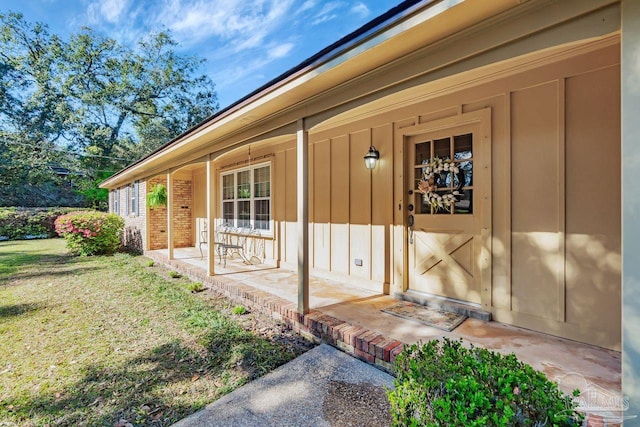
115,188 -> 120,214
130,181 -> 139,216
220,161 -> 272,234
125,185 -> 130,216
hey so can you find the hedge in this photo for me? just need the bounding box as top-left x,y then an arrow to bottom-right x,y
0,208 -> 83,241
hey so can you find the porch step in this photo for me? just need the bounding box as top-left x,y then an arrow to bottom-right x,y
394,291 -> 492,322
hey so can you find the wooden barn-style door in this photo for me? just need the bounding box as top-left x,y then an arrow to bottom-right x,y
403,110 -> 491,306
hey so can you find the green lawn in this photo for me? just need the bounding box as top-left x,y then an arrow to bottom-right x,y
0,239 -> 307,426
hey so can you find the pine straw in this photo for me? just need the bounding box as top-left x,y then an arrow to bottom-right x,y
0,239 -> 311,426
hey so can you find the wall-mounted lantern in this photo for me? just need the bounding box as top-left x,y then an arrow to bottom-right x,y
364,146 -> 380,170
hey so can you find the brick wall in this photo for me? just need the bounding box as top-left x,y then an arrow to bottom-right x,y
172,179 -> 193,248
110,176 -> 193,251
147,176 -> 193,249
148,177 -> 168,250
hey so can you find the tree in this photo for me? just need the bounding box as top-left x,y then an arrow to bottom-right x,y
0,12 -> 219,207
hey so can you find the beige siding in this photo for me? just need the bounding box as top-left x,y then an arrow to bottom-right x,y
330,135 -> 350,275
137,37 -> 620,350
510,81 -> 562,319
564,65 -> 621,344
306,41 -> 620,348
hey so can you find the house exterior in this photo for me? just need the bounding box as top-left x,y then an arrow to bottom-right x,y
101,0 -> 637,387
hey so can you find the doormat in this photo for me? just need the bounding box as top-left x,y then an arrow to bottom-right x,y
382,301 -> 467,332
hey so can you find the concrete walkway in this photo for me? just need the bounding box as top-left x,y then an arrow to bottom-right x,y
173,344 -> 394,427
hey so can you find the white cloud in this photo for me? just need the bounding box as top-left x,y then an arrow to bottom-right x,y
297,0 -> 316,14
152,0 -> 295,51
86,0 -> 129,24
350,2 -> 370,19
268,42 -> 294,59
311,1 -> 342,26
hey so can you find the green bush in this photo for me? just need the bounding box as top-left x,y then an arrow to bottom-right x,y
54,211 -> 124,256
0,207 -> 82,240
168,271 -> 181,279
187,282 -> 205,293
232,305 -> 247,315
388,338 -> 583,427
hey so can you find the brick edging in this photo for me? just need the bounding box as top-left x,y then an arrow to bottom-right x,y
145,252 -> 405,374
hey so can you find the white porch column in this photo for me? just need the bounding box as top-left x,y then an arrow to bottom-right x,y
206,157 -> 216,276
297,118 -> 309,314
167,171 -> 174,260
622,0 -> 640,420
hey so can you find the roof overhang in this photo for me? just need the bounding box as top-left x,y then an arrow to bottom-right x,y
101,0 -> 619,188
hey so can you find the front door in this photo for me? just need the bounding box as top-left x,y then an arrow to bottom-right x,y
405,112 -> 490,305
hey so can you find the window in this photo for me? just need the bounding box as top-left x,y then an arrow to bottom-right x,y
221,163 -> 271,231
114,188 -> 120,214
414,133 -> 473,215
128,181 -> 139,216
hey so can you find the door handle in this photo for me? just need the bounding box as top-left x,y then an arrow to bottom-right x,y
408,215 -> 414,244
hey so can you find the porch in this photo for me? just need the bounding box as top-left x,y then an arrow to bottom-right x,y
148,247 -> 621,401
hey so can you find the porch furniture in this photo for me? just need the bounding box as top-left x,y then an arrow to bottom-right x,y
198,218 -> 208,260
197,221 -> 263,267
216,226 -> 254,267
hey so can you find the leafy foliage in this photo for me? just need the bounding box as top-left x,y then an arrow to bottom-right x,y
232,305 -> 247,315
146,183 -> 167,209
0,207 -> 81,240
54,211 -> 124,256
0,12 -> 219,207
187,282 -> 205,293
388,339 -> 583,426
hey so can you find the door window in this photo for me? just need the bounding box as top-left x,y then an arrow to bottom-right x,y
414,133 -> 473,215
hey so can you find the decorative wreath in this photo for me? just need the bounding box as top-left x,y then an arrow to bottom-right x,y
416,157 -> 461,211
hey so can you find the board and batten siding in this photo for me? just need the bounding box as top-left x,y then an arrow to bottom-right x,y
132,37 -> 619,350
298,39 -> 620,349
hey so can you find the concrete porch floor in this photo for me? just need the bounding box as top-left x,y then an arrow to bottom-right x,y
151,247 -> 621,401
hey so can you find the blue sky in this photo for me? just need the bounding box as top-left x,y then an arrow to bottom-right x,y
0,0 -> 401,108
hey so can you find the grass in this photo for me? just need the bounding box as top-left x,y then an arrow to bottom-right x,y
0,239 -> 305,426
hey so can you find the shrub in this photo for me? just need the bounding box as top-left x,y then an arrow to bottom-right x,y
145,260 -> 155,267
54,211 -> 124,256
0,207 -> 82,240
232,305 -> 247,315
388,338 -> 583,427
167,271 -> 181,279
187,282 -> 205,293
